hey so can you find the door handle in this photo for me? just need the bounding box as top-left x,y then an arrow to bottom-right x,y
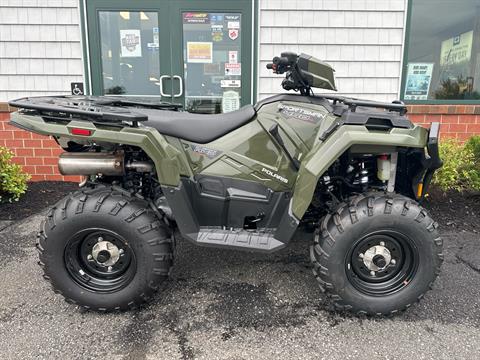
159,75 -> 171,97
173,75 -> 183,97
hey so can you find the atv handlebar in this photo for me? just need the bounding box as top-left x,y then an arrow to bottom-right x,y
266,54 -> 298,74
266,52 -> 311,94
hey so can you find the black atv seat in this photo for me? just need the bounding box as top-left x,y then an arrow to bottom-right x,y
136,105 -> 256,143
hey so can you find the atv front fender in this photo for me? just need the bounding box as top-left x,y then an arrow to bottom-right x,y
9,112 -> 190,186
291,125 -> 429,219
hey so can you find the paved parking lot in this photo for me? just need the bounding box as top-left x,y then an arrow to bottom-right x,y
1,208 -> 480,359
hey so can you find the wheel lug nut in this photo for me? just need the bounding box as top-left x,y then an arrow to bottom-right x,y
370,270 -> 375,276
98,237 -> 103,242
391,259 -> 396,265
87,254 -> 93,261
107,266 -> 113,272
380,241 -> 385,246
359,253 -> 364,259
119,249 -> 124,255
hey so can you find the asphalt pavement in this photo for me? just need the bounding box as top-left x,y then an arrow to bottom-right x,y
0,210 -> 479,360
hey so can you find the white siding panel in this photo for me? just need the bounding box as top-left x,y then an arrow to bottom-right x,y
258,0 -> 406,101
0,3 -> 82,101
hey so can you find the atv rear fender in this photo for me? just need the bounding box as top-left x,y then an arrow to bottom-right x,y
291,123 -> 439,219
9,112 -> 190,185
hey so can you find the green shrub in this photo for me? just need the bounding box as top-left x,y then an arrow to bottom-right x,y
0,146 -> 30,203
465,135 -> 480,160
433,138 -> 480,191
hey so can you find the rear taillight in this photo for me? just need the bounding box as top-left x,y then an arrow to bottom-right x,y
71,128 -> 92,136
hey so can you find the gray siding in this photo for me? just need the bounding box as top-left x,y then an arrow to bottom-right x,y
0,0 -> 83,102
0,0 -> 407,103
258,0 -> 406,102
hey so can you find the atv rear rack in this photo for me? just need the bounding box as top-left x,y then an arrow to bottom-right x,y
9,95 -> 182,125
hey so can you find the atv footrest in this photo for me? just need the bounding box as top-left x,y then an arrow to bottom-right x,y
197,227 -> 285,252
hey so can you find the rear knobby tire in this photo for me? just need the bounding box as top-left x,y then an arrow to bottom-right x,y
37,186 -> 173,311
310,192 -> 443,316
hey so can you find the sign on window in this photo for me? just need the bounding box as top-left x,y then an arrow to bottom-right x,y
404,63 -> 434,100
440,31 -> 473,66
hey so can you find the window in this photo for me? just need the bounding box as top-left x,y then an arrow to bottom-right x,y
402,0 -> 480,102
182,12 -> 243,113
98,11 -> 161,95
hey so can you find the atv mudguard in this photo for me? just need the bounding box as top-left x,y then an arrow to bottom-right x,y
291,124 -> 430,218
10,112 -> 189,186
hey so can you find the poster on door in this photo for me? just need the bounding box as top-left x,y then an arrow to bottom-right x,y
183,12 -> 210,24
120,29 -> 142,57
228,51 -> 238,64
225,63 -> 241,76
222,90 -> 240,113
187,42 -> 213,63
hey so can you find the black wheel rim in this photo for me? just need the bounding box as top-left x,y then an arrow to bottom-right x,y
346,230 -> 419,296
64,228 -> 136,293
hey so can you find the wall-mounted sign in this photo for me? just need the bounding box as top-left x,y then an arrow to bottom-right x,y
440,30 -> 473,66
186,42 -> 213,63
71,82 -> 84,95
404,63 -> 434,100
120,29 -> 142,57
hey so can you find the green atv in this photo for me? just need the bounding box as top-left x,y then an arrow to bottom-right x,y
9,52 -> 443,315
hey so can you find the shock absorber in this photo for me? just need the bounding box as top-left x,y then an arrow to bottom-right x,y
359,162 -> 369,191
352,161 -> 369,191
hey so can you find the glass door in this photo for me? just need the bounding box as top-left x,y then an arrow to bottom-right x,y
170,0 -> 253,113
86,0 -> 253,112
86,0 -> 173,101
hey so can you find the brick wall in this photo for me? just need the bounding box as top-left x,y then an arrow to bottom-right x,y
0,107 -> 79,182
407,105 -> 480,142
1,104 -> 480,182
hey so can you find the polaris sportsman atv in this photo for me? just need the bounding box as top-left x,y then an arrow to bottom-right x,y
9,52 -> 443,315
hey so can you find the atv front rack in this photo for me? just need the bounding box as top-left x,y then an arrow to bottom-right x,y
9,95 -> 182,125
319,94 -> 407,115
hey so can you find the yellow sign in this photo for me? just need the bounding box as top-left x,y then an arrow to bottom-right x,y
186,42 -> 213,63
440,31 -> 473,66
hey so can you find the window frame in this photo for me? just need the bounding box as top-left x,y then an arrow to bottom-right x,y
400,0 -> 480,104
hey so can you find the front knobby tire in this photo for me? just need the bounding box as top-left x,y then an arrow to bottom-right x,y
310,192 -> 443,316
37,186 -> 174,311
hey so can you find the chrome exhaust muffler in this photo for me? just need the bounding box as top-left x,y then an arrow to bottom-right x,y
58,152 -> 125,176
58,152 -> 154,176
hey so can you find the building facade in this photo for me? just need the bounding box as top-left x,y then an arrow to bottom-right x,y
1,0 -> 479,180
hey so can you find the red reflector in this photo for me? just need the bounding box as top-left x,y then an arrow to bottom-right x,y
71,128 -> 92,136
